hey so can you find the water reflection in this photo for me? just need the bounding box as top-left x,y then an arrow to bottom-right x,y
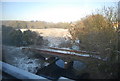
36,59 -> 87,80
55,59 -> 64,68
56,59 -> 86,71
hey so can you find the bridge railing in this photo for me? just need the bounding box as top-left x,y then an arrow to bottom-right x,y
0,61 -> 74,81
0,61 -> 49,80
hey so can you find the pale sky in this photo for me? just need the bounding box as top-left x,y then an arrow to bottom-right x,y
1,0 -> 118,23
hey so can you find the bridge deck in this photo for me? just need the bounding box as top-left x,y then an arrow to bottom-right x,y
48,47 -> 100,55
22,47 -> 102,60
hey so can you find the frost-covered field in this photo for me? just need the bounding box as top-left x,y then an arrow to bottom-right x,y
21,28 -> 71,37
2,46 -> 47,73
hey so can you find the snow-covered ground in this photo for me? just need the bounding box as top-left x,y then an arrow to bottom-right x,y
2,46 -> 47,74
14,56 -> 41,73
44,36 -> 67,47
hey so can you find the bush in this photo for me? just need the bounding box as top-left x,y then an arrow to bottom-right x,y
10,29 -> 23,46
98,51 -> 120,79
68,6 -> 119,79
2,25 -> 14,45
69,14 -> 117,56
2,25 -> 45,47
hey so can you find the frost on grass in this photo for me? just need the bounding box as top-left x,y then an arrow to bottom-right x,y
3,46 -> 45,74
14,56 -> 42,73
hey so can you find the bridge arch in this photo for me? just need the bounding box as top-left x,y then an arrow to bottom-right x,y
55,59 -> 86,70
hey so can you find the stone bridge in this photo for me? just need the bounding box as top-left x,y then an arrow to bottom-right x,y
22,47 -> 101,69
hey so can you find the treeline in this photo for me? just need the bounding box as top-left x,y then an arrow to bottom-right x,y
2,21 -> 70,29
2,25 -> 48,47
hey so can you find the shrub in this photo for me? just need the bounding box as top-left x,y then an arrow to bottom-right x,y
2,25 -> 45,47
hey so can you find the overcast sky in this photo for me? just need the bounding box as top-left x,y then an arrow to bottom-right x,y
1,0 -> 118,23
